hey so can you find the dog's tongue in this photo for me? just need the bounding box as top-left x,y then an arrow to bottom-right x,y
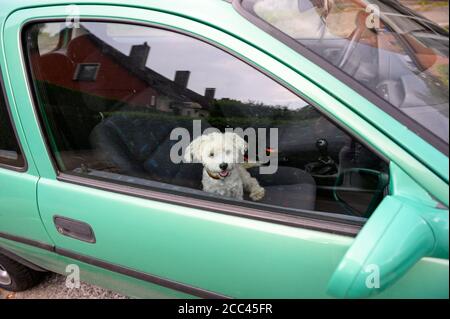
219,171 -> 229,177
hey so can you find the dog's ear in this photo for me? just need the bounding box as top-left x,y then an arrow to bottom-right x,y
184,135 -> 206,163
226,132 -> 247,155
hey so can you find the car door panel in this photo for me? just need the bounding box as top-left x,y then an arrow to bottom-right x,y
0,64 -> 52,246
38,176 -> 354,298
0,170 -> 48,242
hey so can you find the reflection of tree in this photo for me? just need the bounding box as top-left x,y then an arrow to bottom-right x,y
208,98 -> 321,130
28,24 -> 46,51
436,64 -> 449,88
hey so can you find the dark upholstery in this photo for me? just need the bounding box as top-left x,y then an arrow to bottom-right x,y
90,109 -> 205,189
90,109 -> 316,210
248,166 -> 316,211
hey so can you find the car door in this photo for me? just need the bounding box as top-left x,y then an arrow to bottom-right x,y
0,63 -> 52,250
5,3 -> 448,298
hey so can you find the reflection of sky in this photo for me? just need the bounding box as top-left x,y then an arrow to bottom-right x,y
42,23 -> 61,36
82,22 -> 307,109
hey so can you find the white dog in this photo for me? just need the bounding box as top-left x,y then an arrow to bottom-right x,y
184,132 -> 265,201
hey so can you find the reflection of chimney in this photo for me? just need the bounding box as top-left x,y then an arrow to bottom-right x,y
129,42 -> 150,69
174,70 -> 190,88
204,88 -> 216,101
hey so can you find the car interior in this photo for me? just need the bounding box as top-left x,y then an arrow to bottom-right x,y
24,21 -> 390,220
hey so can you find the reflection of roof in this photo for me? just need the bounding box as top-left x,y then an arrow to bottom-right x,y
78,24 -> 211,109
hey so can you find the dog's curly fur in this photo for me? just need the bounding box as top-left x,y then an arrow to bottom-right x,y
184,132 -> 265,201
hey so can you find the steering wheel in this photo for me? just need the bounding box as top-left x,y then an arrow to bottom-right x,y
333,168 -> 389,217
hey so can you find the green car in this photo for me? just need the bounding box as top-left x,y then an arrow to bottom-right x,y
0,0 -> 448,299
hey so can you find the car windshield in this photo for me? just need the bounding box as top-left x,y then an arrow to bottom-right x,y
240,0 -> 449,144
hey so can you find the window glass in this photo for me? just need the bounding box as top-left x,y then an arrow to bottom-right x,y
0,73 -> 25,168
24,22 -> 389,220
242,0 -> 449,144
38,23 -> 64,55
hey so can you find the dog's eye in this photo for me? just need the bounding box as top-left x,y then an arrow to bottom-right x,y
209,152 -> 214,157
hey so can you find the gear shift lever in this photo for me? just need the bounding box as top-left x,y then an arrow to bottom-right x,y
316,139 -> 329,160
305,138 -> 338,175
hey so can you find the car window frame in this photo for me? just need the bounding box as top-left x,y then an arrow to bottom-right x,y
232,0 -> 449,157
0,66 -> 27,172
21,18 -> 393,237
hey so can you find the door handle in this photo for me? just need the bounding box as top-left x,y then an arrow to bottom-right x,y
53,216 -> 96,243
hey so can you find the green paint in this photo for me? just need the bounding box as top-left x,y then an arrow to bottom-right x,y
0,0 -> 447,298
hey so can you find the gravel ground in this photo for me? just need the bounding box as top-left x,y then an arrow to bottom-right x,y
0,273 -> 127,299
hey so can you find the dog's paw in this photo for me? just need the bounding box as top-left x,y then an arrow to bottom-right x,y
249,186 -> 265,201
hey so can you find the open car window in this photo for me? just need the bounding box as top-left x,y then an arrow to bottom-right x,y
24,21 -> 389,222
240,0 -> 449,145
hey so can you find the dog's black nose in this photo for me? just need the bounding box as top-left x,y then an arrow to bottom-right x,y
219,163 -> 228,170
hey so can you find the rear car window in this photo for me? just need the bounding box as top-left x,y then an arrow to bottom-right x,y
240,0 -> 449,144
0,71 -> 25,168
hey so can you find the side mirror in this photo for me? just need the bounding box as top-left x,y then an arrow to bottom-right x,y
327,195 -> 448,298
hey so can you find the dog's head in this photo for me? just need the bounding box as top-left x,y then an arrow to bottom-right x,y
184,132 -> 247,179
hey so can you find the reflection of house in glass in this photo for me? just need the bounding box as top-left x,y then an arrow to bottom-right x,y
31,24 -> 212,117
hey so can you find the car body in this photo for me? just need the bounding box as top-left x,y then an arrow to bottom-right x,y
0,0 -> 448,298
